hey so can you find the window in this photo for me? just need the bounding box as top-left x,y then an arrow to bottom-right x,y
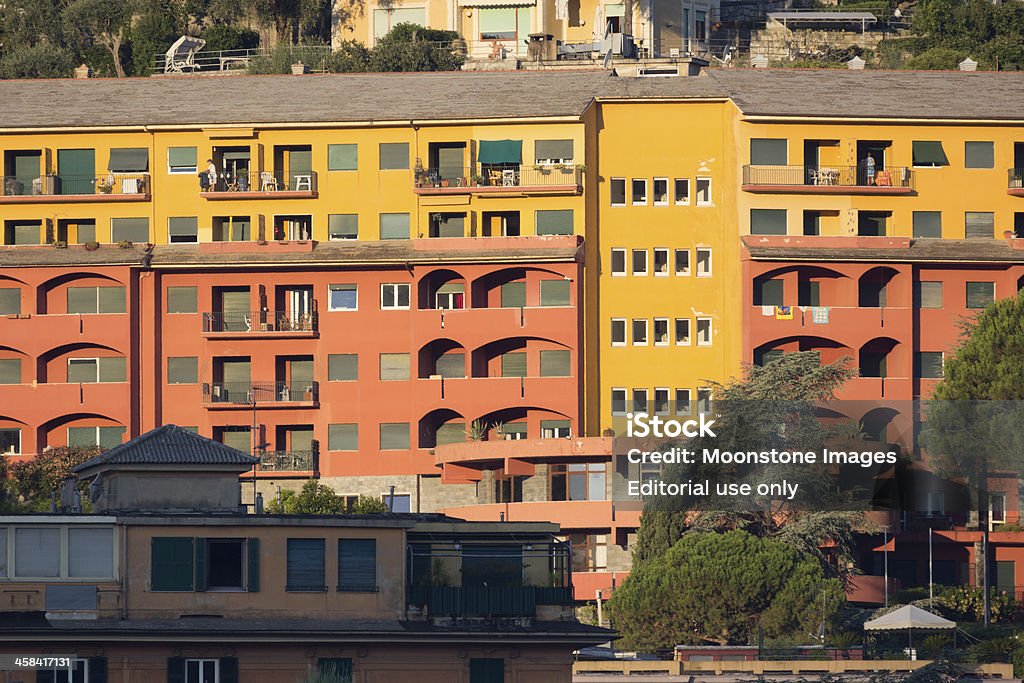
611,318 -> 626,346
328,143 -> 358,171
540,350 -> 571,377
551,463 -> 603,501
383,492 -> 411,512
379,353 -> 410,381
0,288 -> 20,315
674,178 -> 690,205
696,248 -> 712,276
479,6 -> 529,40
632,318 -> 648,345
379,213 -> 410,240
697,388 -> 713,414
500,423 -> 527,440
110,217 -> 149,243
167,286 -> 197,313
328,284 -> 358,311
4,220 -> 40,245
631,178 -> 647,205
610,178 -> 626,206
179,659 -> 236,683
429,212 -> 465,238
1,428 -> 21,454
965,212 -> 995,239
632,249 -> 648,276
338,539 -> 377,591
328,354 -> 358,381
653,178 -> 668,205
435,352 -> 465,378
379,142 -> 409,170
912,140 -> 949,167
0,358 -> 21,384
380,423 -> 410,450
68,426 -> 125,448
14,527 -> 60,577
373,6 -> 426,39
675,388 -> 692,416
535,139 -> 574,164
108,147 -> 148,173
286,538 -> 326,591
329,214 -> 358,240
913,211 -> 942,239
535,209 -> 573,236
750,138 -> 788,165
632,388 -> 648,414
915,281 -> 943,308
750,209 -> 787,236
610,248 -> 626,276
964,141 -> 994,169
204,538 -> 246,590
696,317 -> 712,346
168,216 -> 198,243
541,419 -> 571,438
151,537 -> 195,591
470,659 -> 505,683
696,177 -> 711,205
653,318 -> 669,346
675,318 -> 691,345
540,280 -> 570,306
675,249 -> 690,276
501,351 -> 527,377
67,286 -> 126,314
916,352 -> 944,379
926,490 -> 945,516
991,493 -> 1007,524
966,281 -> 995,309
167,357 -> 198,384
168,146 -> 197,174
653,387 -> 670,415
653,248 -> 669,276
68,357 -> 126,383
39,657 -> 97,683
380,283 -> 410,310
11,527 -> 111,580
500,281 -> 526,308
611,388 -> 627,415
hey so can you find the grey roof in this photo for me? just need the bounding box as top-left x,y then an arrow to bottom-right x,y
744,238 -> 1024,263
0,70 -> 613,129
72,424 -> 258,472
703,69 -> 1024,120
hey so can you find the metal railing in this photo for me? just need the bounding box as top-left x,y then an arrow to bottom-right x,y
202,310 -> 318,334
406,585 -> 572,618
743,165 -> 914,189
1009,168 -> 1024,189
2,173 -> 150,197
200,170 -> 317,194
154,46 -> 281,73
259,449 -> 316,472
202,381 -> 319,404
414,164 -> 581,191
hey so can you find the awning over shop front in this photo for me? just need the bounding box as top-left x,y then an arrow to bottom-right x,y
478,139 -> 523,164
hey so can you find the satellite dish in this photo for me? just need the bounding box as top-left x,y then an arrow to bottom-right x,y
603,48 -> 613,69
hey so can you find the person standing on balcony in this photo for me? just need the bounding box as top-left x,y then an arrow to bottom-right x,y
863,153 -> 876,185
206,158 -> 218,191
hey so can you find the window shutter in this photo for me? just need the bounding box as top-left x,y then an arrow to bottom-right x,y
756,279 -> 785,307
338,539 -> 377,591
470,658 -> 505,683
328,354 -> 358,381
68,287 -> 97,314
247,538 -> 260,592
535,139 -> 573,162
110,218 -> 150,243
965,212 -> 994,239
108,148 -> 149,172
500,282 -> 526,308
379,423 -> 409,450
328,144 -> 358,171
912,141 -> 949,166
379,142 -> 409,170
436,422 -> 466,446
0,288 -> 20,315
379,353 -> 410,380
966,282 -> 994,309
319,659 -> 354,682
167,286 -> 198,313
98,287 -> 126,314
167,147 -> 197,168
98,357 -> 126,383
286,538 -> 326,591
68,359 -> 97,383
750,209 -> 787,235
98,426 -> 125,449
328,424 -> 358,451
37,671 -> 56,683
964,141 -> 994,169
914,282 -> 942,309
916,352 -> 943,379
151,538 -> 194,591
85,657 -> 107,683
435,352 -> 465,378
329,214 -> 358,239
750,138 -> 788,165
167,357 -> 198,384
194,537 -> 207,592
168,217 -> 198,241
535,209 -> 573,235
540,350 -> 571,377
0,359 -> 21,384
219,658 -> 239,683
379,213 -> 410,240
69,528 -> 114,578
540,280 -> 570,307
912,212 -> 942,239
167,658 -> 186,683
501,352 -> 527,378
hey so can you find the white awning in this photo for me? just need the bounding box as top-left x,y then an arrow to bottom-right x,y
460,0 -> 534,7
863,605 -> 955,631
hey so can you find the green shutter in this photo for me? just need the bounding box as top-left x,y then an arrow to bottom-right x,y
247,538 -> 260,592
11,222 -> 41,245
318,659 -> 354,683
0,288 -> 20,315
478,140 -> 522,164
194,537 -> 208,592
98,426 -> 125,448
98,287 -> 126,314
328,354 -> 358,381
68,426 -> 96,447
750,138 -> 788,165
338,539 -> 377,591
151,538 -> 194,591
380,213 -> 410,240
965,212 -> 994,239
68,287 -> 98,314
379,423 -> 409,450
750,209 -> 788,235
500,282 -> 526,308
912,211 -> 942,238
168,217 -> 198,241
912,141 -> 949,166
98,357 -> 126,383
167,658 -> 186,683
535,209 -> 573,235
167,146 -> 197,168
88,656 -> 108,683
58,149 -> 96,195
539,280 -> 570,307
501,352 -> 527,378
435,422 -> 466,446
328,424 -> 358,451
287,538 -> 326,591
111,218 -> 149,243
219,658 -> 239,683
167,357 -> 198,384
108,148 -> 149,172
964,141 -> 994,169
68,359 -> 97,383
328,144 -> 358,171
329,214 -> 358,239
76,221 -> 97,243
915,352 -> 943,379
966,282 -> 995,309
535,139 -> 573,162
435,352 -> 465,378
0,359 -> 21,384
470,658 -> 505,683
915,282 -> 943,309
167,287 -> 198,313
379,142 -> 409,170
756,279 -> 785,307
540,350 -> 571,377
380,353 -> 410,381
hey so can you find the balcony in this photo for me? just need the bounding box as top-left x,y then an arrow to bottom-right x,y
749,306 -> 912,347
0,313 -> 128,354
0,174 -> 151,203
742,166 -> 914,194
1008,168 -> 1024,196
201,310 -> 318,338
199,171 -> 318,200
406,585 -> 572,619
201,381 -> 319,408
258,449 -> 316,473
413,165 -> 582,196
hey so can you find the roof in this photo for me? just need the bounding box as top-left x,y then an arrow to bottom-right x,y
703,70 -> 1024,121
72,424 -> 258,473
863,605 -> 956,630
0,70 -> 612,129
743,238 -> 1024,264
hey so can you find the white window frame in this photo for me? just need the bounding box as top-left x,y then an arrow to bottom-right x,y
926,490 -> 946,516
653,318 -> 669,346
653,177 -> 669,206
696,317 -> 713,346
696,177 -> 712,206
610,387 -> 627,416
675,318 -> 691,346
610,248 -> 627,276
610,318 -> 626,346
380,283 -> 411,310
435,289 -> 465,310
653,248 -> 669,277
632,388 -> 649,414
68,357 -> 99,383
631,178 -> 648,206
675,249 -> 690,276
542,422 -> 572,438
67,425 -> 120,448
675,388 -> 692,416
631,249 -> 648,276
632,318 -> 648,346
0,428 -> 21,455
382,492 -> 412,512
610,178 -> 626,207
696,248 -> 712,277
653,387 -> 670,415
185,658 -> 220,683
991,493 -> 1007,524
674,178 -> 690,205
6,524 -> 118,581
167,148 -> 197,175
328,284 -> 358,312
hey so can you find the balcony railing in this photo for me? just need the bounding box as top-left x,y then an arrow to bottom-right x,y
259,449 -> 316,472
202,381 -> 319,405
406,585 -> 573,618
1,174 -> 151,200
414,164 -> 581,194
742,165 -> 914,192
202,310 -> 318,334
1009,168 -> 1024,192
200,170 -> 318,197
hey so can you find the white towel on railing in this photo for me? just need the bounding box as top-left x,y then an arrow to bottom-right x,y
761,305 -> 774,316
811,307 -> 829,324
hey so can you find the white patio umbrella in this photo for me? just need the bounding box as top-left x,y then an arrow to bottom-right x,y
592,2 -> 606,43
864,604 -> 955,652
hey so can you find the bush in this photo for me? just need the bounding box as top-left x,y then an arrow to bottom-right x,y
941,585 -> 1015,623
247,42 -> 333,74
201,24 -> 260,53
326,40 -> 371,72
0,42 -> 75,79
369,23 -> 464,72
905,47 -> 964,70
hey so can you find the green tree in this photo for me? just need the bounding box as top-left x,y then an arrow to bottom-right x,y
63,0 -> 133,77
255,0 -> 333,44
0,0 -> 67,49
607,530 -> 844,650
0,43 -> 75,78
7,445 -> 103,512
369,23 -> 464,72
127,0 -> 188,76
265,480 -> 388,514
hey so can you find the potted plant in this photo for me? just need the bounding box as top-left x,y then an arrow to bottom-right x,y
96,176 -> 114,193
117,240 -> 133,249
83,241 -> 100,251
52,240 -> 68,249
471,174 -> 486,187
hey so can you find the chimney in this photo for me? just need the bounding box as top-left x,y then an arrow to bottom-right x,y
74,64 -> 92,79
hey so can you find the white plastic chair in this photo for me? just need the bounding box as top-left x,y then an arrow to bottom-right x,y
260,172 -> 278,192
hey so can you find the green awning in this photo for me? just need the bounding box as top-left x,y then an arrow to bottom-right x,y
478,139 -> 522,164
108,148 -> 149,172
912,141 -> 948,166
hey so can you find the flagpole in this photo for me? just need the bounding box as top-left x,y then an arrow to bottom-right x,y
929,527 -> 934,610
